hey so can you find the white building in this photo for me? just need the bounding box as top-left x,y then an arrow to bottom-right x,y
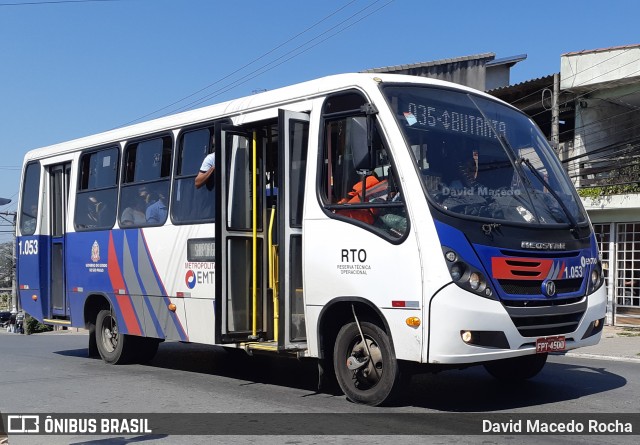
561,44 -> 640,326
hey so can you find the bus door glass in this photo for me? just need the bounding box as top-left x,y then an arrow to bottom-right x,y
278,109 -> 309,346
216,124 -> 265,342
49,163 -> 71,318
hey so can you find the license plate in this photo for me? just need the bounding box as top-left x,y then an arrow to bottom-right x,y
535,335 -> 566,353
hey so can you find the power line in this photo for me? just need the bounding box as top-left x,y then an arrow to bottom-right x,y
510,47 -> 637,108
157,0 -> 393,117
529,58 -> 640,121
550,103 -> 640,159
546,97 -> 640,161
163,0 -> 393,116
504,53 -> 640,162
119,0 -> 360,127
119,0 -> 392,127
0,0 -> 124,5
564,143 -> 640,172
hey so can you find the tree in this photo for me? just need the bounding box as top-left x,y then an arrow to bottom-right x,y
0,242 -> 13,288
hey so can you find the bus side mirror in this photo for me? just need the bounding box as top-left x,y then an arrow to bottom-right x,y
349,116 -> 372,172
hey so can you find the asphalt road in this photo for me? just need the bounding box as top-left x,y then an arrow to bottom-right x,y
1,331 -> 638,444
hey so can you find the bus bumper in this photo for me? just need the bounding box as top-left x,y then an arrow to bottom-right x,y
426,283 -> 607,364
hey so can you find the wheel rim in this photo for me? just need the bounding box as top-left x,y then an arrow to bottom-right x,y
346,335 -> 383,390
100,313 -> 119,353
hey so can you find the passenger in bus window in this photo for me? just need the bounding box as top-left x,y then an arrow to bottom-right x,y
22,204 -> 38,233
195,152 -> 215,189
146,191 -> 167,224
87,196 -> 106,225
121,195 -> 146,226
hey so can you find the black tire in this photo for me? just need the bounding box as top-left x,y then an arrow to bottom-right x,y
484,353 -> 548,382
95,309 -> 136,364
333,321 -> 401,406
87,321 -> 100,358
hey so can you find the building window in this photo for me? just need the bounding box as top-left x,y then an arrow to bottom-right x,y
616,223 -> 640,307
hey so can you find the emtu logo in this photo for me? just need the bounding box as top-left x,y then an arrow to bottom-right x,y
185,270 -> 196,289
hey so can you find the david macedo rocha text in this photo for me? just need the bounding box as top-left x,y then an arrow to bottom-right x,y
483,418 -> 633,434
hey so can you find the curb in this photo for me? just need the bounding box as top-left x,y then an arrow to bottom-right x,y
564,352 -> 640,364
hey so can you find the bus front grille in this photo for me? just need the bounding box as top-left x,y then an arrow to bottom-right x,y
502,297 -> 587,337
498,278 -> 583,295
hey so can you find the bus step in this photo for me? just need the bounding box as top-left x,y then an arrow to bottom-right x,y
241,341 -> 309,357
243,341 -> 279,352
43,318 -> 72,325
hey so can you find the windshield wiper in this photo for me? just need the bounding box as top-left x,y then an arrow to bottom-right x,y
519,157 -> 579,235
466,94 -> 541,221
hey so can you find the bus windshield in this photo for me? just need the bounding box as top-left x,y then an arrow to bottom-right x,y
383,85 -> 588,226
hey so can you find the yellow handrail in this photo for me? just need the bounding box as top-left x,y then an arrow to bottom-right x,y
251,131 -> 258,338
268,207 -> 279,342
268,208 -> 275,289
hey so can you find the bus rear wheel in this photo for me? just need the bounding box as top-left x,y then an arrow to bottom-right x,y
483,353 -> 548,382
333,321 -> 400,406
96,309 -> 135,364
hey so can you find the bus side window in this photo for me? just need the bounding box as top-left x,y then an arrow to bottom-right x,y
320,93 -> 407,239
74,148 -> 118,231
20,162 -> 42,235
171,127 -> 215,224
119,136 -> 172,228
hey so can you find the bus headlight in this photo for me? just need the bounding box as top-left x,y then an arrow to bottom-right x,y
469,272 -> 482,290
588,260 -> 604,294
590,269 -> 599,287
450,263 -> 465,281
442,246 -> 496,300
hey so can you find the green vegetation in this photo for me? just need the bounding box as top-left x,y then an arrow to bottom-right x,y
25,314 -> 53,335
578,184 -> 640,199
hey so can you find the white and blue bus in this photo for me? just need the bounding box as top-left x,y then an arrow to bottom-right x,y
16,73 -> 606,405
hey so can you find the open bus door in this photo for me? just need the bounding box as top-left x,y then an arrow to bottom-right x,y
215,110 -> 309,350
215,124 -> 266,343
277,110 -> 309,349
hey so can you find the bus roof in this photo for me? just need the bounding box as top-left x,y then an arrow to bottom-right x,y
22,72 -> 510,162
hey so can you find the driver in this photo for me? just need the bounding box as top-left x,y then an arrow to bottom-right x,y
449,149 -> 480,190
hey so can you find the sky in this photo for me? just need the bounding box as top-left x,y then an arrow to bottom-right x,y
0,0 -> 638,241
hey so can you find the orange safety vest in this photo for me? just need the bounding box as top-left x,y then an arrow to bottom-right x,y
336,177 -> 388,224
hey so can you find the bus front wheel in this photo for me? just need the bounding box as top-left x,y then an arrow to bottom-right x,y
333,321 -> 400,406
483,353 -> 548,381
